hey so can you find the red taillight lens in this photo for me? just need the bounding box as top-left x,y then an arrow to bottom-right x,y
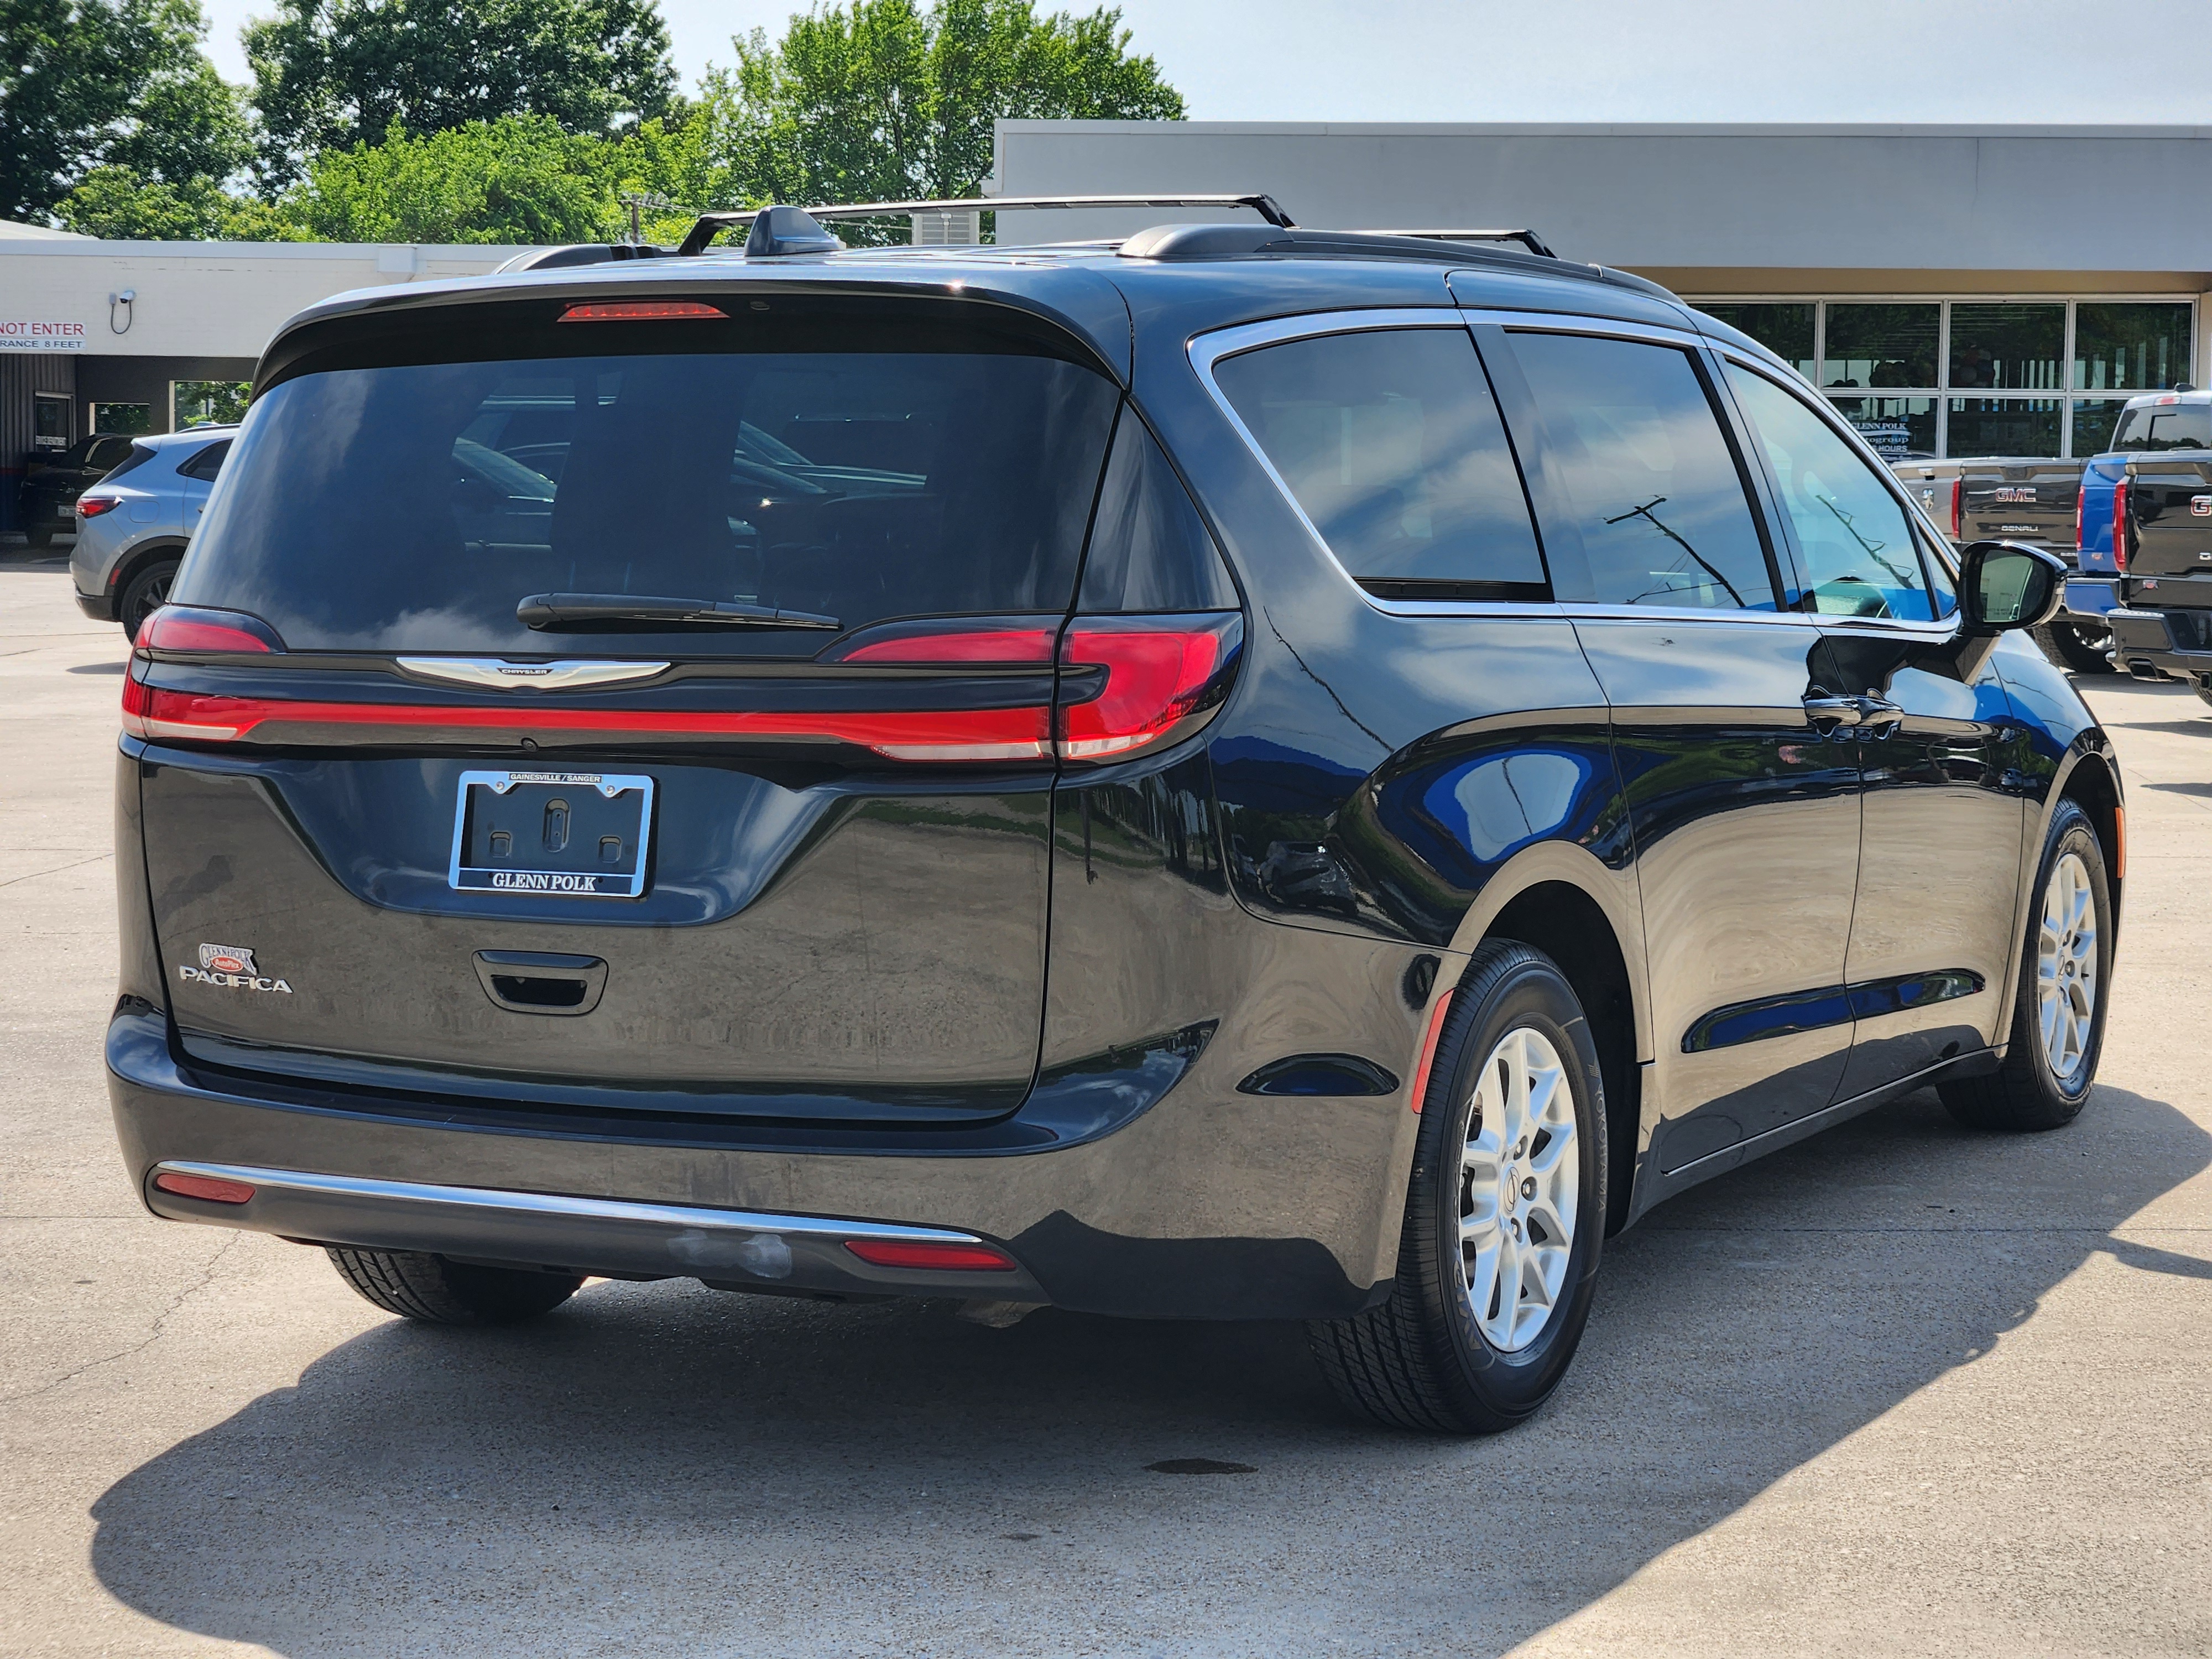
77,494 -> 120,518
134,605 -> 284,653
2074,485 -> 2086,553
559,301 -> 727,322
1056,614 -> 1241,762
843,1239 -> 1016,1272
153,1170 -> 255,1204
834,626 -> 1057,665
1948,477 -> 1963,540
2113,480 -> 2130,571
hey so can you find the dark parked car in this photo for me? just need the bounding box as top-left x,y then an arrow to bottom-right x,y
18,432 -> 139,546
109,203 -> 2120,1433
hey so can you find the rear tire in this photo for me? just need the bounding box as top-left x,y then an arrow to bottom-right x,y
1308,941 -> 1608,1434
2034,620 -> 2116,675
1939,798 -> 2111,1133
325,1246 -> 582,1325
117,558 -> 178,637
25,523 -> 53,549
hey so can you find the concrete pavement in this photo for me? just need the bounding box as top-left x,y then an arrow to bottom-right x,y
2,554 -> 2207,1657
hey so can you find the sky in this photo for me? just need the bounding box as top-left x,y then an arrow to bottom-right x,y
194,0 -> 2212,126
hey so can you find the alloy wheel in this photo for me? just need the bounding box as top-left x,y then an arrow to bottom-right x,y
1458,1025 -> 1579,1353
2037,849 -> 2098,1085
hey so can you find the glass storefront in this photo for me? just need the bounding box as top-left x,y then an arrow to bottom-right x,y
1690,298 -> 2196,457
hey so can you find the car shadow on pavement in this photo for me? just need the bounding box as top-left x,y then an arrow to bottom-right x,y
87,1084 -> 2210,1657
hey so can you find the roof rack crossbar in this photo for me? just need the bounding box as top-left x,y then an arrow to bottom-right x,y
1359,228 -> 1559,259
676,193 -> 1295,257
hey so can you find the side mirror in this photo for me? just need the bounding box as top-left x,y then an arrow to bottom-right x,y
1958,540 -> 2066,633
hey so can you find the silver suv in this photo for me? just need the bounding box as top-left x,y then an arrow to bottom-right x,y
70,425 -> 236,635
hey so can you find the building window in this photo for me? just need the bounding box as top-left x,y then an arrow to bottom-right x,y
173,379 -> 250,428
89,401 -> 150,435
32,392 -> 70,450
1688,296 -> 2197,459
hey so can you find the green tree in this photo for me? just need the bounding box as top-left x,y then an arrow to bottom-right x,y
58,164 -> 300,237
707,0 -> 1182,216
283,114 -> 625,243
1,0 -> 252,221
247,0 -> 679,185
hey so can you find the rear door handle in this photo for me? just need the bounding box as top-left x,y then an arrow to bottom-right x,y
1802,695 -> 1863,732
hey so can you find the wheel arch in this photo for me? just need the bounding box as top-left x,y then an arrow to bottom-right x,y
111,537 -> 189,602
1443,844 -> 1647,1235
2053,746 -> 2123,924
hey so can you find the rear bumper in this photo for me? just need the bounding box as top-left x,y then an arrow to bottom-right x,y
74,587 -> 114,621
2061,577 -> 2119,620
2107,607 -> 2212,681
107,1008 -> 1411,1321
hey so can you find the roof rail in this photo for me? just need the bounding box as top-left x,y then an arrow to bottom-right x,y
675,193 -> 1295,257
1359,228 -> 1558,259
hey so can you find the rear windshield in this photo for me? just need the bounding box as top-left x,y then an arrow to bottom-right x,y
2110,403 -> 2211,453
176,336 -> 1120,654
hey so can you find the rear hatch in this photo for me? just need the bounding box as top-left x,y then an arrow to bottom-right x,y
2123,447 -> 2212,608
131,289 -> 1134,1125
1958,457 -> 2084,560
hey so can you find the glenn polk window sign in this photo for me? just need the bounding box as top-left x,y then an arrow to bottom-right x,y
0,321 -> 88,352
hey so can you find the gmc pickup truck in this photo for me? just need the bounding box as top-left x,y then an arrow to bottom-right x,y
2103,390 -> 2212,708
1898,455 -> 2112,672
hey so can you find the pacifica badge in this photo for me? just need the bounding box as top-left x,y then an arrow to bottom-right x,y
180,942 -> 293,994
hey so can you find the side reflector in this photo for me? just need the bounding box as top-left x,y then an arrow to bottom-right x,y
559,301 -> 727,322
154,1170 -> 255,1204
2114,805 -> 2126,880
843,1239 -> 1016,1272
1056,614 -> 1241,761
1406,989 -> 1457,1114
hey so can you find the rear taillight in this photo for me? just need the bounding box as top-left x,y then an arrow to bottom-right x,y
77,494 -> 120,519
2074,486 -> 2086,553
134,605 -> 284,653
831,624 -> 1057,665
1055,614 -> 1242,762
1948,477 -> 1963,540
2114,479 -> 2130,571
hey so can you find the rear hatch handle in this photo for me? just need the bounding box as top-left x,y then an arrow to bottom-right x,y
473,950 -> 608,1016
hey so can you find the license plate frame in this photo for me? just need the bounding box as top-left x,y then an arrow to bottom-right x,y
447,769 -> 654,899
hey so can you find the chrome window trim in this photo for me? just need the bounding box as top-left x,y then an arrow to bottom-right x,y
1715,349 -> 1970,637
1190,306 -> 1847,625
152,1160 -> 987,1244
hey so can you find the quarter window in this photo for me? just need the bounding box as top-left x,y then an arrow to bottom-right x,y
1726,365 -> 1938,622
1212,327 -> 1546,599
1503,331 -> 1778,612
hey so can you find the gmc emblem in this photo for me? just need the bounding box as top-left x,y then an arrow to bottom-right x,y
2190,495 -> 2212,517
1992,487 -> 2036,503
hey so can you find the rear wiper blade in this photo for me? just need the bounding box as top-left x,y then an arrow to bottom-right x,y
518,592 -> 841,630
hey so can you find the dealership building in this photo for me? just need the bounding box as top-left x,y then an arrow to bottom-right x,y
7,121 -> 2212,530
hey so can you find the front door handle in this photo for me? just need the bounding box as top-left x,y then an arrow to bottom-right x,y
1851,695 -> 1905,734
1802,695 -> 1864,733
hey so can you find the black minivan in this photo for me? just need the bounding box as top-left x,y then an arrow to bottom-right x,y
111,206 -> 2120,1433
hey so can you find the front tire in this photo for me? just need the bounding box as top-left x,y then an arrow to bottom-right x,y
1308,942 -> 1608,1434
326,1247 -> 582,1325
1939,798 -> 2111,1132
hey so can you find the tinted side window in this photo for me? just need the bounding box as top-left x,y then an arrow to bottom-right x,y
1078,412 -> 1238,612
2109,402 -> 2211,453
1212,327 -> 1545,599
1725,365 -> 1937,622
178,440 -> 231,481
1504,332 -> 1777,611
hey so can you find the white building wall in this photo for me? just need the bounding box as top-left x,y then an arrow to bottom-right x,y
0,241 -> 531,361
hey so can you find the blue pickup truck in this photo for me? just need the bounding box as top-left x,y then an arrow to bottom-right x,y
2093,390 -> 2212,707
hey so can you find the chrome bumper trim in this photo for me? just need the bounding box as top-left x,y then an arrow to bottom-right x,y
152,1160 -> 984,1245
